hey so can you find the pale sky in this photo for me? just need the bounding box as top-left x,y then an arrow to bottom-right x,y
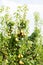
14,0 -> 43,5
0,0 -> 43,35
1,0 -> 43,5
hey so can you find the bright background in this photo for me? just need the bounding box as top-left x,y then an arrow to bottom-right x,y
0,0 -> 43,35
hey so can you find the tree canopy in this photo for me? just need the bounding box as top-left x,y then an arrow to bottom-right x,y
0,5 -> 43,65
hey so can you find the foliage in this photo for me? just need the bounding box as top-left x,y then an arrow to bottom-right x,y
0,5 -> 43,65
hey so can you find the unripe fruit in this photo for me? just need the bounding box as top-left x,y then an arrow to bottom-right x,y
18,54 -> 23,58
21,54 -> 23,58
15,38 -> 19,41
21,30 -> 26,36
18,54 -> 21,58
19,60 -> 24,65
